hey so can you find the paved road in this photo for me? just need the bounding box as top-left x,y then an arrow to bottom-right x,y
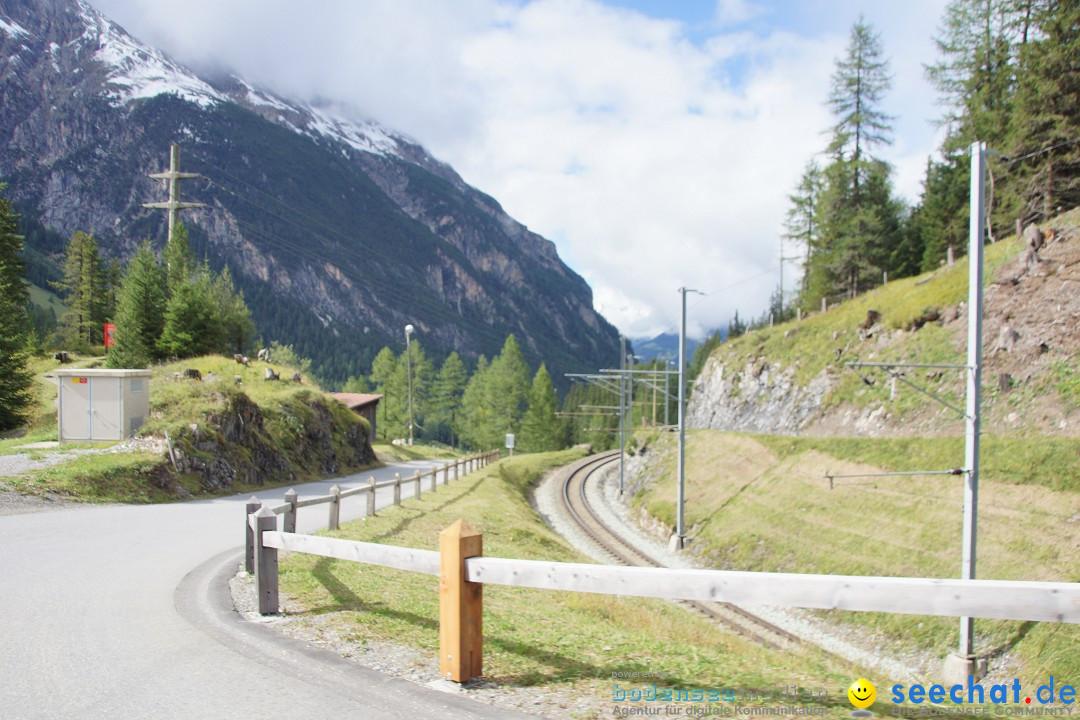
0,461 -> 538,720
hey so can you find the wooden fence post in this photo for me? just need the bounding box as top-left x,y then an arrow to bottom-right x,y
367,476 -> 377,517
255,506 -> 279,615
393,473 -> 401,506
439,520 -> 483,683
444,462 -> 450,487
328,485 -> 341,531
454,460 -> 459,482
283,488 -> 297,534
415,470 -> 423,500
245,496 -> 261,573
429,469 -> 437,493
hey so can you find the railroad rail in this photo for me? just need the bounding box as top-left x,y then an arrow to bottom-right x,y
558,451 -> 808,651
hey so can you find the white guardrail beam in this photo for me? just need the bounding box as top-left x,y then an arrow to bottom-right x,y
464,557 -> 1080,624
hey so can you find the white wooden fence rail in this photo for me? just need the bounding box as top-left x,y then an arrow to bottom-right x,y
464,557 -> 1080,624
262,531 -> 440,576
246,450 -> 1080,683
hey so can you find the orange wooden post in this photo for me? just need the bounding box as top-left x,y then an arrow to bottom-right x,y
439,520 -> 483,683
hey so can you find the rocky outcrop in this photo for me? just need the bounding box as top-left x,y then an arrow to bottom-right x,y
686,358 -> 832,434
167,389 -> 374,493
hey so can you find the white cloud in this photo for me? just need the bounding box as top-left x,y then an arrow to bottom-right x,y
90,0 -> 950,341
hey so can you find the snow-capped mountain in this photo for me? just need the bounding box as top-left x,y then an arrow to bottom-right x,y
0,0 -> 619,381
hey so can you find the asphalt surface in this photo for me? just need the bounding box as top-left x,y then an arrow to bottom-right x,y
0,461 -> 539,720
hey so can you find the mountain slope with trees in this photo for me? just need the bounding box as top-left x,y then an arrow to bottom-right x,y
0,0 -> 620,385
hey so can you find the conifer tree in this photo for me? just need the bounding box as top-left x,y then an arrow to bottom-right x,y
157,269 -> 221,358
459,355 -> 494,449
163,221 -> 194,296
1005,0 -> 1080,222
0,189 -> 32,431
107,241 -> 165,368
810,18 -> 903,304
369,346 -> 404,441
56,230 -> 106,346
429,352 -> 468,446
520,364 -> 562,452
488,334 -> 530,437
210,266 -> 255,355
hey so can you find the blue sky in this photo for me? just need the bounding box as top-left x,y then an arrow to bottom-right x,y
92,0 -> 953,340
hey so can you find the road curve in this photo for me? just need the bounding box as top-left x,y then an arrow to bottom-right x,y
0,461 -> 538,720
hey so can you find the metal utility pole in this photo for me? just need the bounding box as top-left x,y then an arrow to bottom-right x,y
143,144 -> 205,243
960,141 -> 985,661
675,287 -> 703,551
618,336 -> 626,494
405,324 -> 415,446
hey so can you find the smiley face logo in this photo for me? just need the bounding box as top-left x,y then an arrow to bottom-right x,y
848,678 -> 876,709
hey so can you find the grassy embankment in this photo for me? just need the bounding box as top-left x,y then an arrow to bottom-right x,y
625,213 -> 1080,681
1,354 -> 378,503
630,428 -> 1080,683
279,449 -> 863,717
704,211 -> 1079,424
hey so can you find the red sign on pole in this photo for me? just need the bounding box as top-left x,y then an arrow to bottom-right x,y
104,323 -> 116,348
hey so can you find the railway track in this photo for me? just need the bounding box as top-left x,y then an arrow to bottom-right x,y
558,451 -> 810,652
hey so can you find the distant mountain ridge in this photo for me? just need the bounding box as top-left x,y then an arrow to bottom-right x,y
0,0 -> 621,382
631,333 -> 703,363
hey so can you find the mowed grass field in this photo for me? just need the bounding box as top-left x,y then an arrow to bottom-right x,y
631,430 -> 1080,682
278,449 -> 864,718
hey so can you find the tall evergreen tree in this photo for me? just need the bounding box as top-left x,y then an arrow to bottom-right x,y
1005,0 -> 1080,222
429,352 -> 468,446
459,355 -> 494,449
209,266 -> 255,355
810,18 -> 903,304
56,231 -> 107,346
163,221 -> 194,296
520,364 -> 562,452
106,241 -> 166,369
369,346 -> 404,441
0,189 -> 33,431
783,160 -> 824,298
157,269 -> 222,358
487,334 -> 530,438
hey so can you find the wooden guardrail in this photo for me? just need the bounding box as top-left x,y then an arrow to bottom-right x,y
243,451 -> 498,574
246,516 -> 1080,684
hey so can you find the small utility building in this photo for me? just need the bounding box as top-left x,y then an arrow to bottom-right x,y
54,369 -> 152,442
330,393 -> 382,442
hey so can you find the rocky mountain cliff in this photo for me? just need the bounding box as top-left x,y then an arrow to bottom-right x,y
0,0 -> 620,382
687,208 -> 1080,437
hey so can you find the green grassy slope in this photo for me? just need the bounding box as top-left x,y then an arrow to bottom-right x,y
279,450 -> 860,716
1,354 -> 377,503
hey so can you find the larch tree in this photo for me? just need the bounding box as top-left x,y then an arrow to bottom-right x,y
812,17 -> 903,303
429,352 -> 468,447
56,230 -> 107,346
520,363 -> 562,452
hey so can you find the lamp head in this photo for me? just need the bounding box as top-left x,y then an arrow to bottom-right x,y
405,324 -> 414,336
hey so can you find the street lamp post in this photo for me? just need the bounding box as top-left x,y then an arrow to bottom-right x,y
405,324 -> 415,447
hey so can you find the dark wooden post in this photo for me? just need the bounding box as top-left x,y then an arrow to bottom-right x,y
283,488 -> 297,533
393,473 -> 401,506
367,476 -> 376,516
255,506 -> 279,615
454,460 -> 459,482
328,485 -> 341,531
439,520 -> 483,683
245,495 -> 261,573
414,470 -> 423,500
